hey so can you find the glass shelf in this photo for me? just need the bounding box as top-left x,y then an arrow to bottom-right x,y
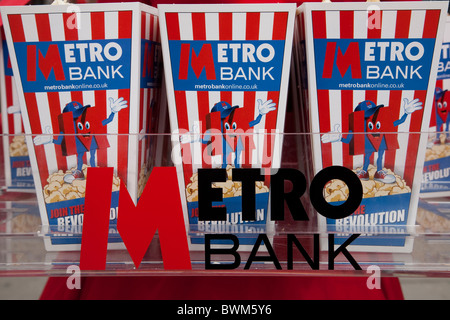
0,130 -> 449,277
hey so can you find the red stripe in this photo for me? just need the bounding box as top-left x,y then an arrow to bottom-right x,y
149,14 -> 155,41
174,91 -> 192,186
91,12 -> 105,40
339,11 -> 354,38
365,91 -> 378,104
70,91 -> 84,105
339,10 -> 354,169
8,15 -> 26,42
243,91 -> 256,167
341,90 -> 353,169
367,9 -> 382,39
117,89 -> 130,183
365,91 -> 378,166
246,12 -> 260,40
47,92 -> 68,171
312,11 -> 326,39
422,10 -> 441,38
145,87 -> 154,165
197,91 -> 211,168
138,88 -> 144,176
318,90 -> 332,168
219,12 -> 233,40
35,14 -> 52,42
155,16 -> 161,43
63,12 -> 79,41
141,12 -> 146,39
263,91 -> 279,168
395,10 -> 411,39
69,92 -> 87,165
272,12 -> 288,41
165,13 -> 180,41
119,11 -> 133,39
95,91 -> 108,168
192,12 -> 206,41
24,92 -> 49,185
384,90 -> 402,172
220,91 -> 232,104
5,76 -> 14,135
404,90 -> 427,186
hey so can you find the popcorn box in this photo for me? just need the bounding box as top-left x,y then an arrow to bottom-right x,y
0,29 -> 34,192
1,3 -> 163,250
297,1 -> 448,252
158,4 -> 296,250
422,17 -> 450,198
417,198 -> 450,232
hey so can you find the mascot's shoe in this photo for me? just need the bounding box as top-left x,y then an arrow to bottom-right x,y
356,169 -> 369,180
374,170 -> 396,184
64,169 -> 85,184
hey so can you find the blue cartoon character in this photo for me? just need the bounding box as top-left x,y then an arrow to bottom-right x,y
181,99 -> 276,168
33,97 -> 128,184
321,98 -> 422,183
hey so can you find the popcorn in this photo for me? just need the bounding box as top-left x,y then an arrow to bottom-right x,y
11,213 -> 41,233
417,206 -> 450,232
43,164 -> 121,203
425,140 -> 450,161
324,164 -> 411,202
185,165 -> 269,202
9,135 -> 29,157
137,165 -> 151,197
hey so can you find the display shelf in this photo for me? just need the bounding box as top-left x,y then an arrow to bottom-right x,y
0,131 -> 449,277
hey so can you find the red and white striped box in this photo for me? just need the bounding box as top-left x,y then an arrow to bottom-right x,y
1,3 -> 163,250
422,17 -> 450,198
158,4 -> 296,250
298,2 -> 447,252
0,28 -> 34,192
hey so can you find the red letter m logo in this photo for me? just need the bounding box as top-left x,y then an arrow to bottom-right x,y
322,42 -> 362,79
27,44 -> 66,82
178,43 -> 216,80
80,167 -> 192,270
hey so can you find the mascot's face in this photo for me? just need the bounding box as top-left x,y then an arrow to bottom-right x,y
436,93 -> 450,122
74,110 -> 93,148
365,110 -> 384,151
223,118 -> 237,137
75,116 -> 91,137
222,111 -> 239,148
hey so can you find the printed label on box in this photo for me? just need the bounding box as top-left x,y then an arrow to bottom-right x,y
298,2 -> 447,252
2,4 -> 163,250
159,4 -> 296,250
422,18 -> 450,197
1,35 -> 34,191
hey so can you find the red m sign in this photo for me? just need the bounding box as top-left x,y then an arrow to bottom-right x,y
322,41 -> 362,79
79,167 -> 192,270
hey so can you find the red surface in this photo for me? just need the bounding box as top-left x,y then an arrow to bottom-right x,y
40,275 -> 404,300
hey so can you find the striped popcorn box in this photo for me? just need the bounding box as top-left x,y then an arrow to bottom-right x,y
158,4 -> 296,250
422,17 -> 450,198
0,28 -> 34,192
1,3 -> 163,250
298,1 -> 447,252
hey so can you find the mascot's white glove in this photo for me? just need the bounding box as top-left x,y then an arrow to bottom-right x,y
109,97 -> 128,114
321,124 -> 342,143
33,126 -> 53,145
403,98 -> 423,115
257,99 -> 276,116
180,124 -> 201,144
